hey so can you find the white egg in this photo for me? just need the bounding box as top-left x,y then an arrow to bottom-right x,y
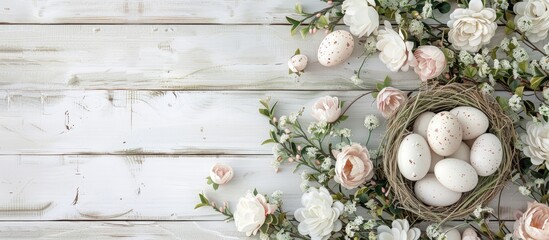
427,111 -> 463,156
288,54 -> 308,73
434,158 -> 478,192
447,142 -> 471,163
413,111 -> 436,139
414,174 -> 462,206
429,149 -> 444,172
442,227 -> 461,240
450,106 -> 489,140
398,134 -> 431,181
317,30 -> 355,67
470,133 -> 503,176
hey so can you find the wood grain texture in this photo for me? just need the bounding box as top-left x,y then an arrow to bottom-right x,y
0,0 -> 325,24
0,90 -> 394,155
0,25 -> 422,91
0,155 -> 529,221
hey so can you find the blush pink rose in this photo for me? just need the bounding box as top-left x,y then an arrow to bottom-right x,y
210,163 -> 234,185
411,46 -> 447,81
312,96 -> 341,123
376,87 -> 407,119
514,202 -> 549,240
333,144 -> 374,189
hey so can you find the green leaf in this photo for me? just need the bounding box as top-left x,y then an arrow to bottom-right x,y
286,16 -> 300,26
317,15 -> 328,28
299,27 -> 309,39
519,61 -> 528,73
212,183 -> 219,191
436,2 -> 452,13
339,115 -> 349,122
194,203 -> 209,209
376,83 -> 385,91
199,193 -> 210,205
294,48 -> 301,55
261,139 -> 275,145
206,176 -> 213,184
265,214 -> 274,224
259,108 -> 270,117
253,189 -> 258,196
384,76 -> 392,87
505,20 -> 516,35
530,76 -> 545,90
260,223 -> 270,233
294,3 -> 303,14
515,85 -> 525,97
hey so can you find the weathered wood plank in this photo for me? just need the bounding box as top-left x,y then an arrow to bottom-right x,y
0,155 -> 529,221
0,221 -> 245,239
0,90 -> 394,155
0,0 -> 325,24
0,25 -> 421,90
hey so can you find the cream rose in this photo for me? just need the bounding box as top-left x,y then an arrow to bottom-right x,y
233,193 -> 277,236
447,0 -> 497,52
411,46 -> 447,81
376,21 -> 415,72
514,202 -> 549,240
521,121 -> 549,169
294,187 -> 344,240
209,163 -> 234,185
342,0 -> 379,37
333,144 -> 374,189
376,87 -> 407,119
514,0 -> 549,42
312,96 -> 341,123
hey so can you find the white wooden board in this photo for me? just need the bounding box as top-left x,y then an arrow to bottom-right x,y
0,155 -> 530,221
0,25 -> 422,90
0,0 -> 325,24
0,90 -> 397,154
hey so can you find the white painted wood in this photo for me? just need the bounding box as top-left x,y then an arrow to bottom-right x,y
0,155 -> 529,220
0,221 -> 246,239
0,90 -> 393,154
0,25 -> 421,90
0,0 -> 325,24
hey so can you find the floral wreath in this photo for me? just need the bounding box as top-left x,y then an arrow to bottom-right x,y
197,0 -> 549,239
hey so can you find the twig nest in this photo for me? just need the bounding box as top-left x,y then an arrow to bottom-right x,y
381,83 -> 517,222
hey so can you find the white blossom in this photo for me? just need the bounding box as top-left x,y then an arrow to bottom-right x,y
459,50 -> 474,65
300,181 -> 309,192
279,133 -> 290,143
519,186 -> 532,196
517,16 -> 533,32
363,220 -> 376,230
540,56 -> 549,71
344,201 -> 357,214
364,36 -> 377,55
422,1 -> 433,18
535,178 -> 545,186
540,104 -> 549,116
307,147 -> 319,157
276,230 -> 292,240
509,94 -> 523,112
279,116 -> 288,127
501,59 -> 512,69
500,38 -> 510,51
364,115 -> 380,130
544,42 -> 549,55
318,173 -> 328,183
350,75 -> 364,85
493,59 -> 501,69
301,171 -> 310,181
474,54 -> 485,64
473,205 -> 494,218
409,19 -> 424,36
321,158 -> 333,171
478,62 -> 490,78
512,47 -> 529,62
544,88 -> 549,101
479,83 -> 495,95
271,190 -> 283,205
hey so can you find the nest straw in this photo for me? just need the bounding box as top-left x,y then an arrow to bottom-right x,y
381,83 -> 517,222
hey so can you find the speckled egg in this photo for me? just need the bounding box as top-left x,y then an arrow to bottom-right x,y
288,54 -> 308,73
450,106 -> 489,140
414,174 -> 462,206
434,158 -> 478,192
429,149 -> 444,172
470,133 -> 503,176
462,228 -> 478,239
447,142 -> 471,163
413,111 -> 436,139
427,111 -> 463,156
398,134 -> 431,181
442,227 -> 461,240
317,30 -> 355,67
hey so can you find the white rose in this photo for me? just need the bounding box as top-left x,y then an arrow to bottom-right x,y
521,121 -> 549,169
294,187 -> 344,240
376,21 -> 415,72
377,219 -> 421,240
515,0 -> 549,42
233,193 -> 277,236
447,0 -> 497,52
342,0 -> 379,37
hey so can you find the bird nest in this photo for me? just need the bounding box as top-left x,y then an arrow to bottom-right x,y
381,83 -> 517,222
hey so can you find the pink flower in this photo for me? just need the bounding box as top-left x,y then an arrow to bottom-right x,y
312,96 -> 341,123
376,87 -> 407,119
514,202 -> 549,240
411,46 -> 447,81
333,144 -> 374,189
209,163 -> 234,185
